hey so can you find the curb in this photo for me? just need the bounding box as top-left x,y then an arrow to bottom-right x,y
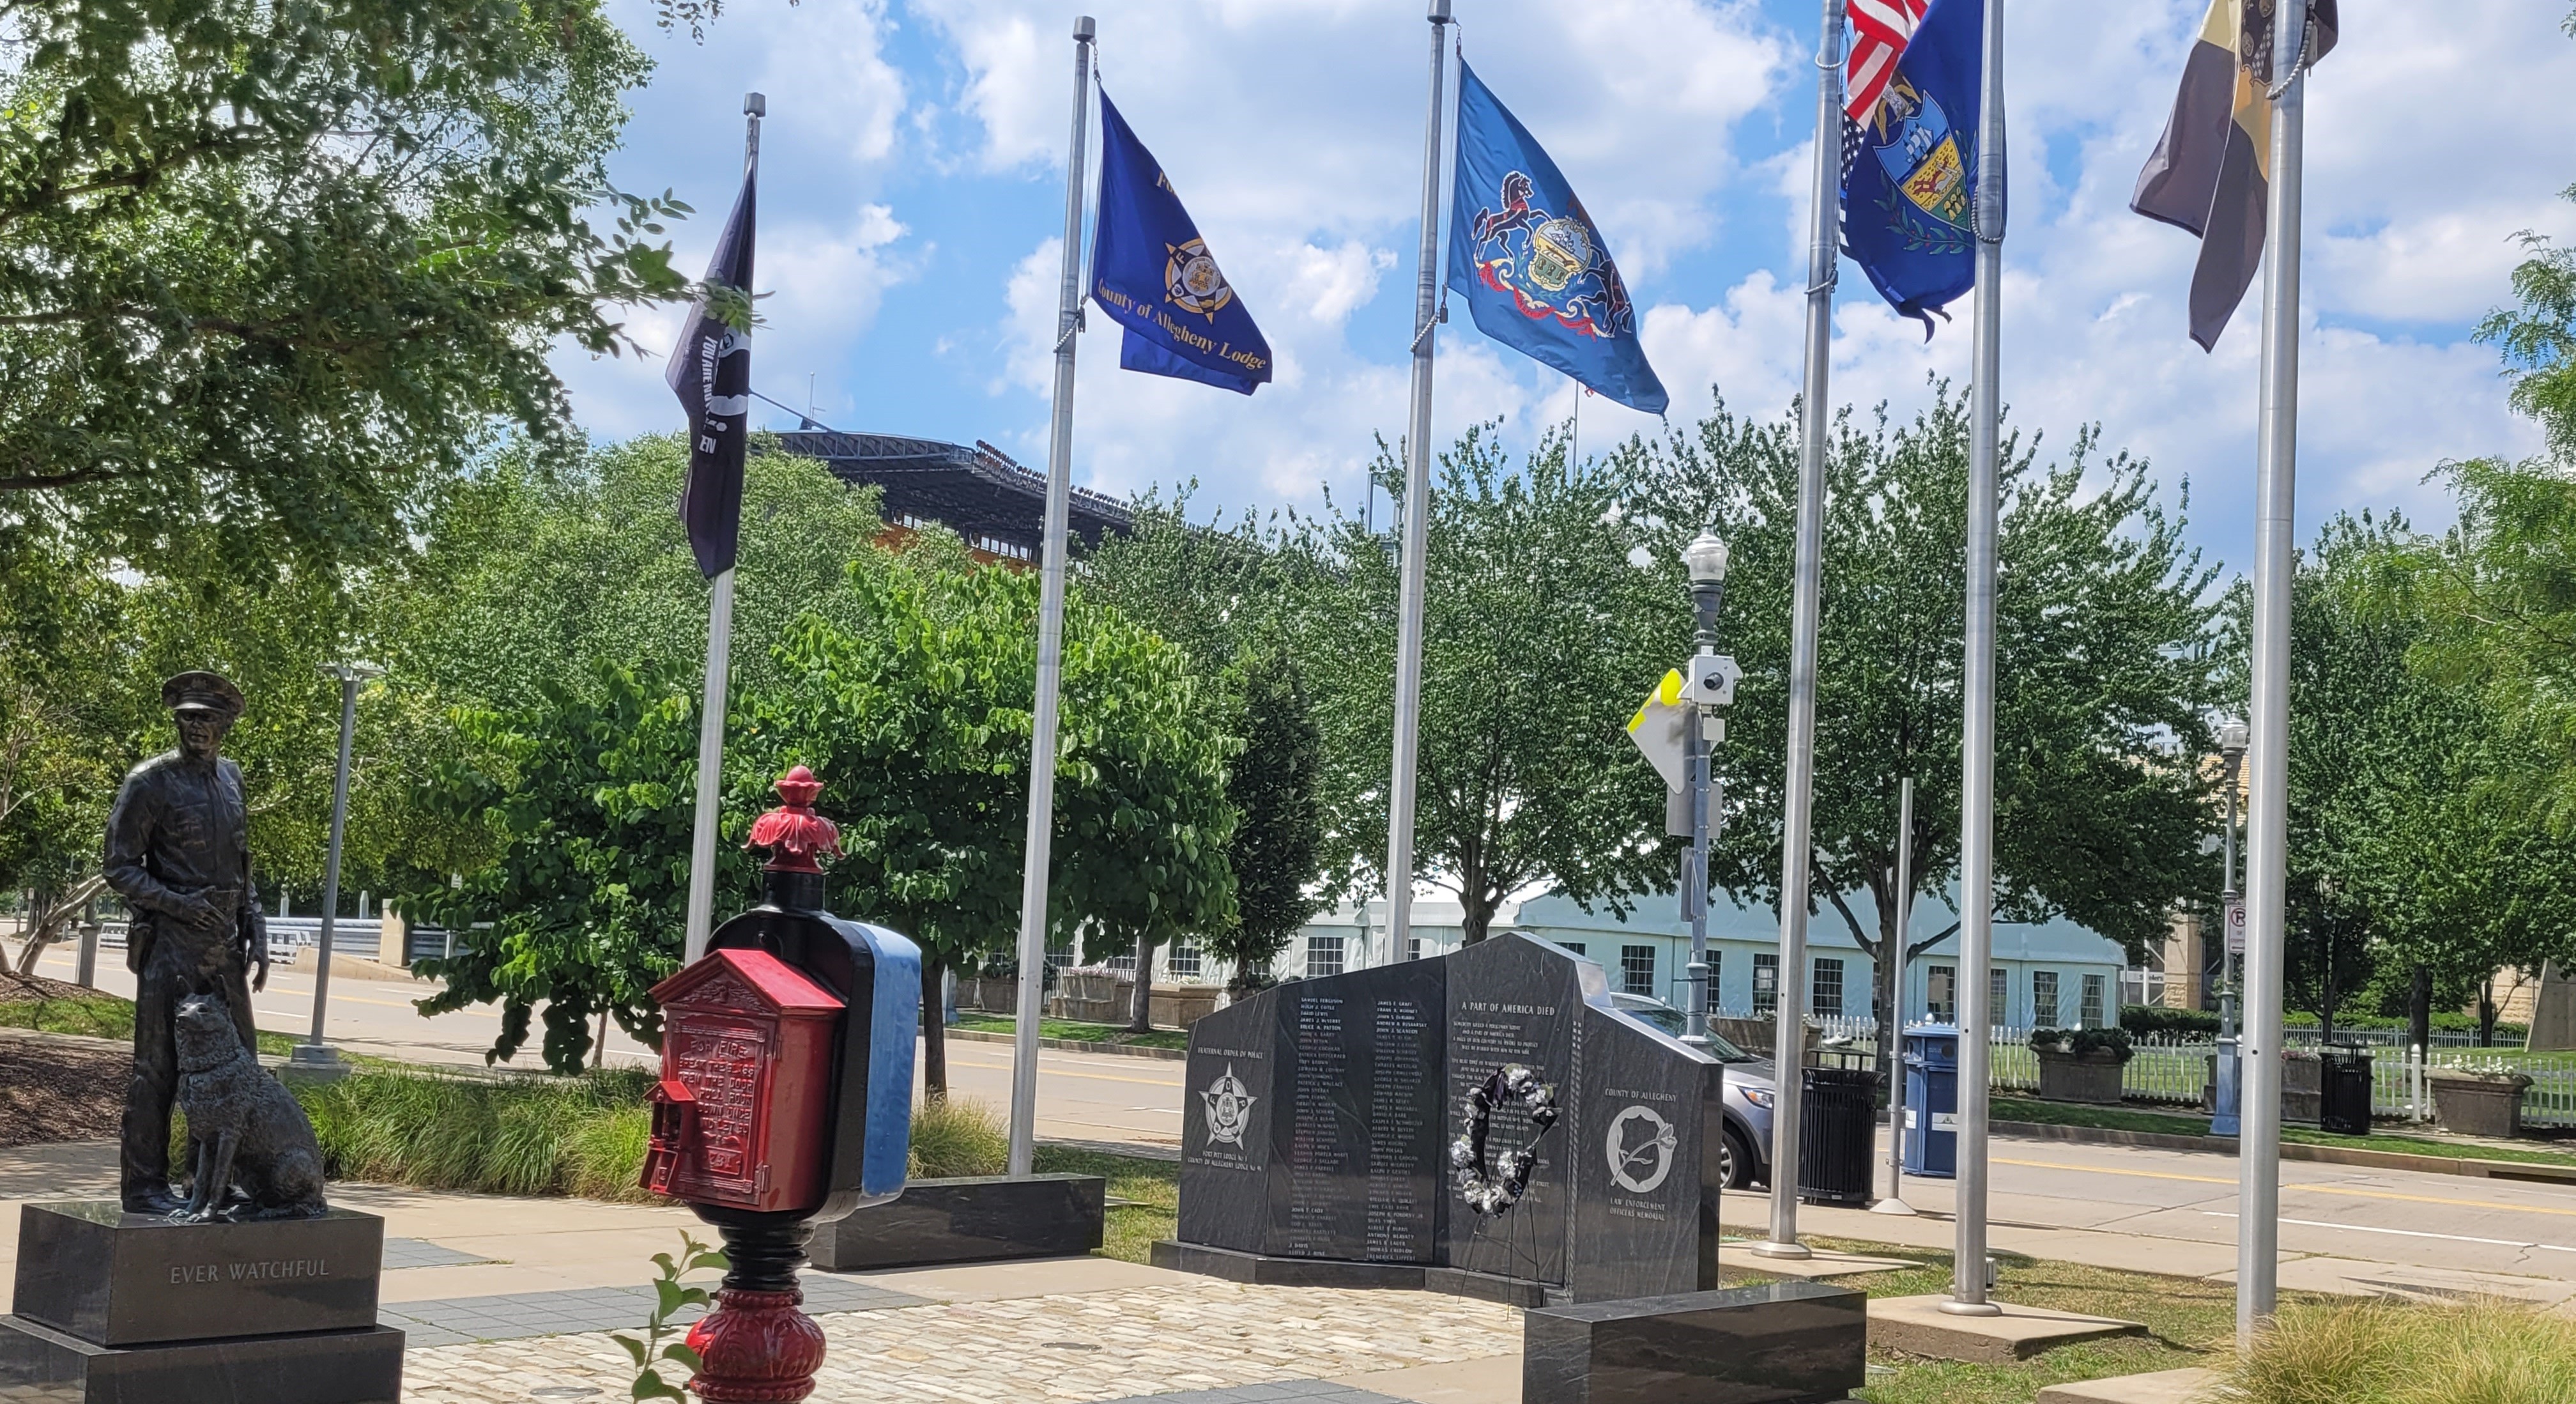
947,1026 -> 1188,1061
1990,1118 -> 2576,1185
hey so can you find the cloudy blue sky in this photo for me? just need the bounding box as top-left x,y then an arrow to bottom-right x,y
556,0 -> 2570,578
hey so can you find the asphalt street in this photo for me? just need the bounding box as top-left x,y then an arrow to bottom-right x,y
33,943 -> 2576,1294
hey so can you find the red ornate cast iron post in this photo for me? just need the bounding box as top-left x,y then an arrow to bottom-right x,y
647,766 -> 921,1403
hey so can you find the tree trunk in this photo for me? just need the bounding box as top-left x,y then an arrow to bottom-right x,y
2407,965 -> 2432,1055
1129,935 -> 1155,1034
12,873 -> 107,976
921,954 -> 949,1100
1460,891 -> 1496,947
2478,976 -> 2499,1047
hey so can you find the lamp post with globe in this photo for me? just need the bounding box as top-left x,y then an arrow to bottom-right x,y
1680,530 -> 1733,1045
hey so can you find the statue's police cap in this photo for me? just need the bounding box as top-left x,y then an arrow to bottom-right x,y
161,671 -> 245,720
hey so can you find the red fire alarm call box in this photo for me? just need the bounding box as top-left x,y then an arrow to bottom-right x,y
643,946 -> 845,1214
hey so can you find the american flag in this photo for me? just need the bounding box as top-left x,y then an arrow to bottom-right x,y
1845,0 -> 1931,123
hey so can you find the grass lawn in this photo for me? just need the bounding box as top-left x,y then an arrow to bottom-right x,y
1991,1095 -> 2576,1169
954,1014 -> 1189,1052
0,991 -> 300,1059
1750,1236 -> 2332,1404
1032,1145 -> 1179,1264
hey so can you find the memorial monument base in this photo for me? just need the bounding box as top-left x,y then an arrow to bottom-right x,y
3,1203 -> 400,1403
808,1175 -> 1105,1270
1522,1281 -> 1866,1404
1148,1240 -> 1558,1308
0,1315 -> 405,1404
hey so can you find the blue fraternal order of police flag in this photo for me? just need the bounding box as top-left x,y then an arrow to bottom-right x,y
1091,89 -> 1272,396
1446,63 -> 1667,416
1841,0 -> 1995,336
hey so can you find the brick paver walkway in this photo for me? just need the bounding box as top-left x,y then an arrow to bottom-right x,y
402,1280 -> 1524,1403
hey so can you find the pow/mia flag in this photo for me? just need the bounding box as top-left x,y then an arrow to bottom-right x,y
1090,89 -> 1272,396
668,167 -> 756,578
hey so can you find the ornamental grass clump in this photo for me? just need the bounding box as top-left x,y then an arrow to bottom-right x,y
908,1096 -> 1009,1178
2211,1298 -> 2576,1404
296,1067 -> 658,1201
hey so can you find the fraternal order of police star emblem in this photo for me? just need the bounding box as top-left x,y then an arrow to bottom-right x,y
1164,238 -> 1235,319
1200,1063 -> 1257,1146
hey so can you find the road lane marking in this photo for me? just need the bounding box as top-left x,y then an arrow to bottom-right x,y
2200,1210 -> 2576,1254
1997,1155 -> 2576,1219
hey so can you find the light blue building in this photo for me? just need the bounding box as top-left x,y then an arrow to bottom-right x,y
1281,888 -> 2126,1030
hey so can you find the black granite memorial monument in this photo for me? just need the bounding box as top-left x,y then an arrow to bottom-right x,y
1155,932 -> 1727,1305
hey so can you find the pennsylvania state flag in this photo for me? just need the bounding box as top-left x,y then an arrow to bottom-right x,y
1091,89 -> 1272,395
1446,63 -> 1667,415
1840,0 -> 1991,335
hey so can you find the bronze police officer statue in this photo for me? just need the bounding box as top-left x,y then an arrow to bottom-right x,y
102,672 -> 271,1214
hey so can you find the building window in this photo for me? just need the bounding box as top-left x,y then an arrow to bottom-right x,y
1753,953 -> 1779,1016
1306,934 -> 1346,978
1704,950 -> 1722,1014
2081,973 -> 2108,1029
1621,945 -> 1656,998
2032,970 -> 2062,1027
1927,964 -> 1957,1022
1560,941 -> 1586,957
1990,968 -> 2010,1027
1812,957 -> 1844,1018
1169,944 -> 1202,980
1406,933 -> 1423,962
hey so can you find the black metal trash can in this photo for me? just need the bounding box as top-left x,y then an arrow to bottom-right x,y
1798,1062 -> 1880,1207
2319,1043 -> 2373,1136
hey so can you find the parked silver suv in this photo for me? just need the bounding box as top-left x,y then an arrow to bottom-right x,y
1606,992 -> 1775,1189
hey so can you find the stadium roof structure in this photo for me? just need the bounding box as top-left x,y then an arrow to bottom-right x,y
778,429 -> 1134,561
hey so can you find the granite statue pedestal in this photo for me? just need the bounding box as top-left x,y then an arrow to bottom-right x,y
1522,1281 -> 1866,1404
0,1202 -> 403,1403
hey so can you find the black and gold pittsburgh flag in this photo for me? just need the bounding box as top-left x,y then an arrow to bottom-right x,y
2131,0 -> 2338,351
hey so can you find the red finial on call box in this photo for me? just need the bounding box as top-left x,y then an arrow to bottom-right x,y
747,766 -> 840,874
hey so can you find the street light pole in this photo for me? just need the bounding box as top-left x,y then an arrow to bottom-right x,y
293,660 -> 379,1074
2212,720 -> 2248,1137
1683,530 -> 1731,1045
1873,776 -> 1918,1215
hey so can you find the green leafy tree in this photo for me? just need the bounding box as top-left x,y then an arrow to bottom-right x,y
388,662 -> 758,1073
0,0 -> 691,572
1082,497 -> 1322,991
1285,425 -> 1675,945
746,559 -> 1036,1099
1048,619 -> 1238,1033
1636,387 -> 2221,1065
1209,649 -> 1326,992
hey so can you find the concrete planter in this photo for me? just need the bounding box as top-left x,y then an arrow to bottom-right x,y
2200,1050 -> 2324,1125
2034,1049 -> 2126,1105
2429,1073 -> 2534,1139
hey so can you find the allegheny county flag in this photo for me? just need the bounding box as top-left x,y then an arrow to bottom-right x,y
1840,0 -> 1991,335
2132,0 -> 2339,350
1446,62 -> 1667,415
668,168 -> 756,578
1627,669 -> 1690,792
1090,89 -> 1273,395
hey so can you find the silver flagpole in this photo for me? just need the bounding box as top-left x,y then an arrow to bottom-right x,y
1755,0 -> 1845,1263
682,91 -> 765,967
2239,0 -> 2310,1344
1873,775 -> 1917,1214
1006,16 -> 1097,1179
1945,0 -> 2007,1318
1384,0 -> 1452,969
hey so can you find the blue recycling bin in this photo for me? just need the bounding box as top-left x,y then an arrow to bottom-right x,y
1902,1024 -> 1960,1178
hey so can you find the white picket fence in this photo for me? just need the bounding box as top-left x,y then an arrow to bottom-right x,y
1805,1019 -> 2576,1127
